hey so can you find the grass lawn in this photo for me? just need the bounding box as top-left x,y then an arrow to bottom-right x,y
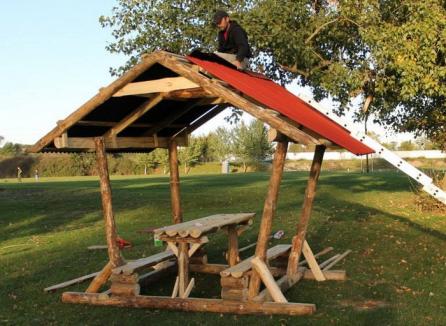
1,171 -> 445,325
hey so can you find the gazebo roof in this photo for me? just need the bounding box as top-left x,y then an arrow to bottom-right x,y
29,50 -> 373,155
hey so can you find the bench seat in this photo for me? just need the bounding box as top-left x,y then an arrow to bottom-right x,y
113,250 -> 175,275
220,244 -> 291,278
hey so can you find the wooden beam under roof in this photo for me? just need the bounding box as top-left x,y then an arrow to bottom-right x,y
53,135 -> 188,150
186,104 -> 228,134
76,121 -> 185,128
143,97 -> 225,136
169,104 -> 229,139
104,93 -> 164,138
163,88 -> 216,100
112,77 -> 199,97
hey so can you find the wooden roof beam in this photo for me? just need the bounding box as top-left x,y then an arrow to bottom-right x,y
186,105 -> 228,134
143,98 -> 225,136
113,77 -> 199,97
76,121 -> 186,128
104,93 -> 164,138
163,87 -> 216,100
53,135 -> 188,150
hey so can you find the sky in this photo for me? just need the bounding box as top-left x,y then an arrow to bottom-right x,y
0,1 -> 414,146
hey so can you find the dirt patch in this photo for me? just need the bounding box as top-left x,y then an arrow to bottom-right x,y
338,299 -> 390,311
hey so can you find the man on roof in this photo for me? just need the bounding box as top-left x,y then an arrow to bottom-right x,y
213,10 -> 252,70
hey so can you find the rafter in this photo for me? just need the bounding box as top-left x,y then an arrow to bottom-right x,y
143,98 -> 225,136
113,77 -> 199,97
163,88 -> 215,100
104,94 -> 164,138
76,121 -> 185,128
53,135 -> 188,150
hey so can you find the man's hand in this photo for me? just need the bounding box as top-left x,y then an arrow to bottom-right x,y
234,60 -> 243,70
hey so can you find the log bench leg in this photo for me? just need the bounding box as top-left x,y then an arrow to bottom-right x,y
110,273 -> 140,296
86,262 -> 113,293
178,242 -> 189,297
227,225 -> 239,266
220,275 -> 249,301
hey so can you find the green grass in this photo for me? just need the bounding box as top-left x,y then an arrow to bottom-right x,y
1,171 -> 445,325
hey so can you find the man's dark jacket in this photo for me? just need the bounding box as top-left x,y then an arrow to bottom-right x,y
217,20 -> 252,62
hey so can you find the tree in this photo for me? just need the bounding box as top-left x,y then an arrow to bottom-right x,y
101,0 -> 446,147
415,137 -> 440,150
398,140 -> 417,151
0,136 -> 4,147
381,141 -> 398,151
141,149 -> 170,174
206,127 -> 233,162
232,119 -> 273,172
178,136 -> 206,174
0,142 -> 23,156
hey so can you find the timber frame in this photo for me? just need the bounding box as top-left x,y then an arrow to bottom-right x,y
34,51 -> 351,316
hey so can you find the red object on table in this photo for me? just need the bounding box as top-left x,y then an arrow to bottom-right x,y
116,236 -> 132,249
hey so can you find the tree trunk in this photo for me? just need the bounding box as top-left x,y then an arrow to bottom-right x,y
362,94 -> 374,174
441,173 -> 446,190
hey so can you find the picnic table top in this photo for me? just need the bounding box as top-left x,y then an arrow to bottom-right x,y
153,213 -> 255,239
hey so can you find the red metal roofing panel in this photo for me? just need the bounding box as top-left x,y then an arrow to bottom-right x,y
187,55 -> 374,155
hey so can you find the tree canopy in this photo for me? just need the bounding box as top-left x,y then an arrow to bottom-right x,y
101,0 -> 446,147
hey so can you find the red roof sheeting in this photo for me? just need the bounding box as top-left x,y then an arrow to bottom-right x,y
187,55 -> 374,155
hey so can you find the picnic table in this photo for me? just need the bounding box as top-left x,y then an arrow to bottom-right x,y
153,213 -> 255,298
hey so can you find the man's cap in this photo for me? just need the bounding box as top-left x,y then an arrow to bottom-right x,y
213,10 -> 229,25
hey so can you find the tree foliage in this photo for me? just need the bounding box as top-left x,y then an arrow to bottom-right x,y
101,0 -> 446,147
178,136 -> 208,174
206,127 -> 233,162
0,142 -> 23,156
232,119 -> 273,172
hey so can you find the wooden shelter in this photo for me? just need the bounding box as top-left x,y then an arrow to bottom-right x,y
32,51 -> 373,316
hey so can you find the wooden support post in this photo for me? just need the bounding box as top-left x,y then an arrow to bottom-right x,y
301,241 -> 325,281
86,262 -> 113,293
287,145 -> 325,281
171,277 -> 179,298
248,140 -> 288,299
94,137 -> 125,268
251,257 -> 287,303
168,139 -> 182,224
181,278 -> 195,298
227,225 -> 239,266
178,242 -> 189,297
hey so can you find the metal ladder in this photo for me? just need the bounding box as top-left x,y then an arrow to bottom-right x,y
297,94 -> 446,205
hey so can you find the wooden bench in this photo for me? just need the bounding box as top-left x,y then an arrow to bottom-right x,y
220,244 -> 291,278
219,244 -> 291,301
113,250 -> 176,275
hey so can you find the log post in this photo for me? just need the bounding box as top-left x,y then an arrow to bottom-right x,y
227,225 -> 239,266
251,257 -> 287,303
94,137 -> 125,268
178,242 -> 189,297
168,139 -> 182,224
86,262 -> 113,293
248,140 -> 288,299
287,145 -> 325,281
